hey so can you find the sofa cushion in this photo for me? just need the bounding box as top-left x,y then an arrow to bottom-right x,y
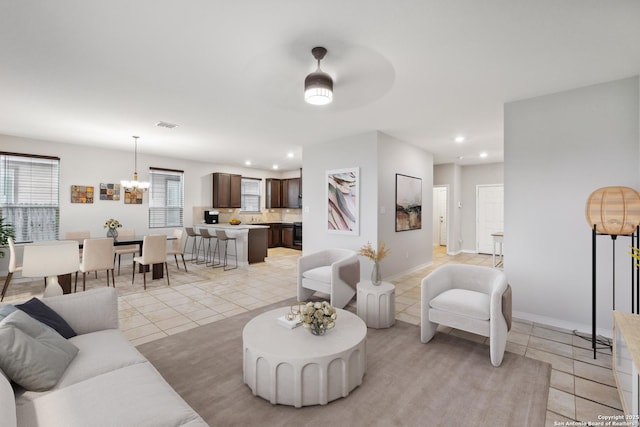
16,297 -> 77,339
303,266 -> 332,283
429,288 -> 490,321
15,363 -> 208,427
0,368 -> 17,427
15,329 -> 148,401
0,310 -> 78,391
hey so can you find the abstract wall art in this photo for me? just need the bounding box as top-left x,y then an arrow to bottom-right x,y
99,183 -> 121,201
71,185 -> 94,204
124,188 -> 143,205
396,173 -> 422,231
327,167 -> 359,235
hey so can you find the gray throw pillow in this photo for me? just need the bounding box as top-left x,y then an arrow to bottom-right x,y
0,310 -> 79,391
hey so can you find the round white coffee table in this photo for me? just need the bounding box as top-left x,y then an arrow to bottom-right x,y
242,307 -> 367,407
356,280 -> 396,328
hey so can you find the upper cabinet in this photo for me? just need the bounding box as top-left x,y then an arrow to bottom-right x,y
283,178 -> 301,209
212,173 -> 242,208
266,177 -> 302,209
265,178 -> 282,208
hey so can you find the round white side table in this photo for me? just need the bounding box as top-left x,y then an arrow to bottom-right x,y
356,280 -> 396,329
242,307 -> 367,408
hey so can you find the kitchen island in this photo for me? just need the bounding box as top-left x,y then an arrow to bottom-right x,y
197,224 -> 269,266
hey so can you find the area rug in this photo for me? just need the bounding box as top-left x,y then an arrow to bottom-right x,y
137,301 -> 551,427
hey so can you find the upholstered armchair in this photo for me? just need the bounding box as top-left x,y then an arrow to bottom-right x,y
421,264 -> 512,367
297,249 -> 360,309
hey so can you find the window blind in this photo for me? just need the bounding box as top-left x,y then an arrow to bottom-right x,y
149,168 -> 184,228
0,152 -> 60,243
241,178 -> 261,212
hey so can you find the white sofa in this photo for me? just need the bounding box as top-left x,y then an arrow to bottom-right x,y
0,288 -> 208,427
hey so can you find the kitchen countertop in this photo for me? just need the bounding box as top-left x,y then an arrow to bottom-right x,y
197,223 -> 269,230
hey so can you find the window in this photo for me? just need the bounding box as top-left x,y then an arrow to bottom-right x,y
0,152 -> 60,243
149,168 -> 184,228
241,178 -> 261,212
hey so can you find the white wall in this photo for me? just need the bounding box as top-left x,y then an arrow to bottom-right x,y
301,131 -> 433,282
460,163 -> 504,253
377,132 -> 433,277
504,76 -> 640,335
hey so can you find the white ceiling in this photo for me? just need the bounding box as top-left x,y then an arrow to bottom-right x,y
1,1 -> 639,171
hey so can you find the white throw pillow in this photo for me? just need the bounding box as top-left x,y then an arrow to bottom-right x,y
0,310 -> 79,391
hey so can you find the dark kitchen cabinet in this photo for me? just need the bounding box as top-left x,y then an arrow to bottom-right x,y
267,223 -> 282,248
265,179 -> 282,208
213,173 -> 241,208
282,225 -> 294,247
283,178 -> 301,209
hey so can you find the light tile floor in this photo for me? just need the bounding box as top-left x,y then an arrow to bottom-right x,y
2,246 -> 622,424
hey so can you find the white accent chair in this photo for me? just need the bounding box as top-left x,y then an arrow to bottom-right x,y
1,237 -> 22,301
75,238 -> 115,292
132,235 -> 169,290
421,264 -> 510,367
297,248 -> 360,309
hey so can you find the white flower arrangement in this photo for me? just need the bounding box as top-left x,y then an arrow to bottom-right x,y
300,301 -> 337,335
103,218 -> 122,229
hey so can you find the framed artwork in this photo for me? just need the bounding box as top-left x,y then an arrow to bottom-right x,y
99,183 -> 121,201
124,188 -> 143,204
395,173 -> 422,231
71,185 -> 94,204
327,167 -> 359,235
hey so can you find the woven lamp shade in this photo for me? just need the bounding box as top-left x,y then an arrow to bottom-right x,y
585,186 -> 640,235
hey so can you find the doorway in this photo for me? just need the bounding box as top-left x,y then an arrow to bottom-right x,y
476,184 -> 504,255
432,186 -> 448,249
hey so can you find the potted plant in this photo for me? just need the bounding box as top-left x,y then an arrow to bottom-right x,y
0,215 -> 15,258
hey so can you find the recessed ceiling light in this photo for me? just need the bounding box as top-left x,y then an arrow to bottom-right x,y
454,135 -> 465,143
480,152 -> 488,158
273,164 -> 279,170
287,152 -> 294,159
245,160 -> 251,166
457,156 -> 464,160
156,121 -> 178,129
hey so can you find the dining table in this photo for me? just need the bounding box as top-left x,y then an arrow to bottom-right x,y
78,235 -> 176,281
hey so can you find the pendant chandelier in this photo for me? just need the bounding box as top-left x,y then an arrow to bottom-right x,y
304,47 -> 333,105
121,136 -> 150,191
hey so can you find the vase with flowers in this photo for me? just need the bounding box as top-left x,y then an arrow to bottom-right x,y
104,218 -> 122,239
358,241 -> 391,286
300,301 -> 337,336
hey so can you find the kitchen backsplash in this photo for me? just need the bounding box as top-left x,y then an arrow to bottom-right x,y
193,206 -> 302,224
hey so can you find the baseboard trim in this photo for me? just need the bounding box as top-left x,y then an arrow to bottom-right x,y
513,310 -> 611,340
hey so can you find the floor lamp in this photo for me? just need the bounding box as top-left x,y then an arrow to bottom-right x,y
586,186 -> 640,359
21,240 -> 79,297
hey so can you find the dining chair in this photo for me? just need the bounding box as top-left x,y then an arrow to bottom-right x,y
65,230 -> 90,262
167,229 -> 188,271
132,235 -> 169,290
113,228 -> 139,275
1,237 -> 22,301
75,238 -> 115,292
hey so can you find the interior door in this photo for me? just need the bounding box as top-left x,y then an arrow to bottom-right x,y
476,184 -> 504,255
435,187 -> 447,246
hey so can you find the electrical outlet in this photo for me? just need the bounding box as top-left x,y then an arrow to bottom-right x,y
405,252 -> 409,259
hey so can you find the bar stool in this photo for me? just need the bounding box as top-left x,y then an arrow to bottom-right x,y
184,227 -> 201,263
198,229 -> 218,266
214,229 -> 237,271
